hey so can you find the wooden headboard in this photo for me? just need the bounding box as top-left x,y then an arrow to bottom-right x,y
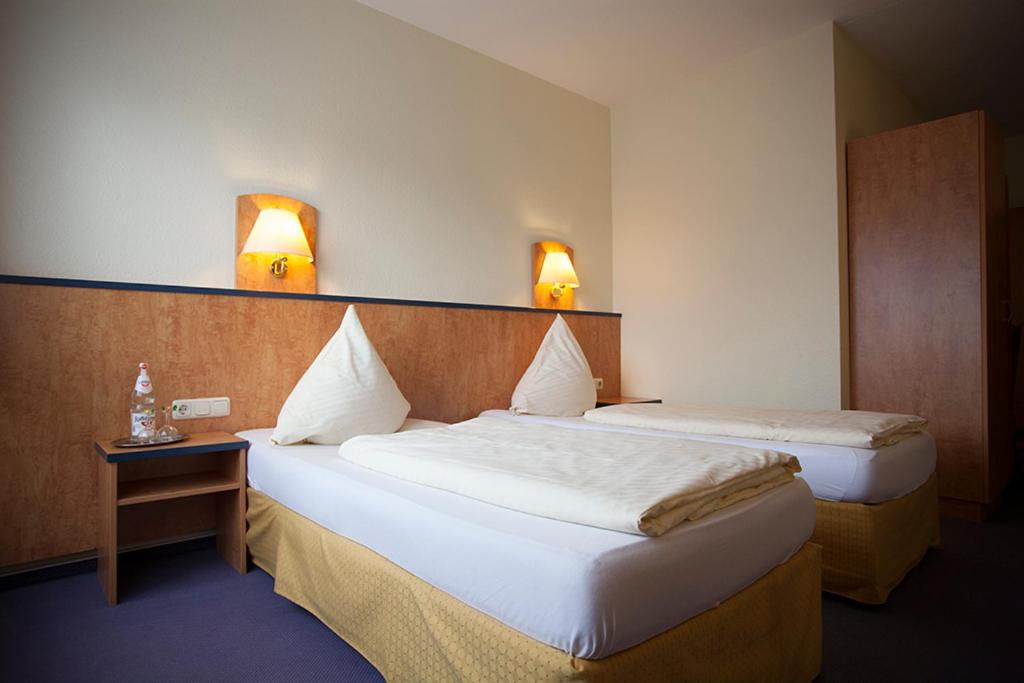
0,276 -> 620,568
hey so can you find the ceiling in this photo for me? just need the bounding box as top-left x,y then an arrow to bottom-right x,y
840,0 -> 1024,135
358,0 -> 1024,134
357,0 -> 892,106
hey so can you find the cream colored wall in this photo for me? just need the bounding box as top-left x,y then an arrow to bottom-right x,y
0,0 -> 612,310
612,23 -> 921,410
612,23 -> 841,409
832,25 -> 923,406
1007,136 -> 1024,208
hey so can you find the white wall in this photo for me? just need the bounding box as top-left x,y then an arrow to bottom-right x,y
833,25 -> 923,406
612,22 -> 922,410
612,23 -> 843,409
0,0 -> 612,310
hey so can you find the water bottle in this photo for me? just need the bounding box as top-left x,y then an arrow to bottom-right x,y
130,362 -> 156,442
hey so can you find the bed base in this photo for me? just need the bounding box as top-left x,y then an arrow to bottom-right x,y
246,488 -> 821,682
813,472 -> 939,604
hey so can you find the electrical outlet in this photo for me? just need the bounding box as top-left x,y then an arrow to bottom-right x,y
172,400 -> 191,418
172,397 -> 230,420
593,377 -> 604,390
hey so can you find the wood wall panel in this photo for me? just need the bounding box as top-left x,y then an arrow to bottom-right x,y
0,282 -> 620,567
848,112 -> 985,502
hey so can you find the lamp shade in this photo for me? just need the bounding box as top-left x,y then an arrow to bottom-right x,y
241,208 -> 313,261
537,251 -> 579,287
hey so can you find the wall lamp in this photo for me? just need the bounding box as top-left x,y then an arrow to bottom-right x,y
240,208 -> 314,278
537,250 -> 579,299
235,194 -> 317,294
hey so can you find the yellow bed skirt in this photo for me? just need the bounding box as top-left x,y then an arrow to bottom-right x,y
813,472 -> 939,604
246,488 -> 822,683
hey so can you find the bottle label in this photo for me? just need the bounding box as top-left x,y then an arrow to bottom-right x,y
134,379 -> 152,395
131,411 -> 155,437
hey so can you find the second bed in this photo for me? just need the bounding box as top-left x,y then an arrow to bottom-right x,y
480,409 -> 939,604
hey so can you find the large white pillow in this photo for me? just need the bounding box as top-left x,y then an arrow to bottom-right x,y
271,306 -> 410,445
510,314 -> 597,417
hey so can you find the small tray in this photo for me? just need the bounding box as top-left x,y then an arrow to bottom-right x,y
111,434 -> 190,448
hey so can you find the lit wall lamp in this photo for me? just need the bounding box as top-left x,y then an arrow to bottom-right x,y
235,193 -> 318,294
532,241 -> 578,310
537,251 -> 579,299
240,208 -> 313,278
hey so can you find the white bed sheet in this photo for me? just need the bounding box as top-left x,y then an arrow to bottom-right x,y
241,426 -> 815,659
479,410 -> 936,504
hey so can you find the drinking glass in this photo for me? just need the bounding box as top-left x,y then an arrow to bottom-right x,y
157,406 -> 181,441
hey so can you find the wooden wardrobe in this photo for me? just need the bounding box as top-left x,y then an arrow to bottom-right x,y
847,110 -> 1012,521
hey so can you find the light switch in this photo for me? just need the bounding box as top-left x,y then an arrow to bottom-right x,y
171,396 -> 231,420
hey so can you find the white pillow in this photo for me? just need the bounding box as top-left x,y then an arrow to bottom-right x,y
510,314 -> 597,417
271,306 -> 410,445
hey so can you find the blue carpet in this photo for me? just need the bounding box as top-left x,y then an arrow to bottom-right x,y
2,489 -> 1023,682
819,489 -> 1024,682
0,549 -> 383,682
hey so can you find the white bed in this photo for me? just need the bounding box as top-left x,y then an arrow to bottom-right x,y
240,423 -> 815,659
479,409 -> 935,504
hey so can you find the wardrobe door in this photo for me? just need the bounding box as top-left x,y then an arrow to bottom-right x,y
982,113 -> 1013,502
848,112 -> 985,503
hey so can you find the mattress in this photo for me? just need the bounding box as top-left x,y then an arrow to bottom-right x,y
479,410 -> 935,504
240,427 -> 815,659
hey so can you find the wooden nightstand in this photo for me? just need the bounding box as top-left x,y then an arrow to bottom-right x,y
93,432 -> 249,606
595,396 -> 662,407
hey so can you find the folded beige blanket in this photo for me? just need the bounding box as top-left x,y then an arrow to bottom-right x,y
339,417 -> 800,537
584,404 -> 927,449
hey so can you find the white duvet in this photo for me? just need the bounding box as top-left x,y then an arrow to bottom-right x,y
339,417 -> 799,536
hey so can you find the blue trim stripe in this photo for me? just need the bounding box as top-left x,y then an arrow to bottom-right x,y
95,439 -> 250,463
0,274 -> 621,318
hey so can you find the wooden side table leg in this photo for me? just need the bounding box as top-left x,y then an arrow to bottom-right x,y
97,459 -> 118,605
216,449 -> 247,574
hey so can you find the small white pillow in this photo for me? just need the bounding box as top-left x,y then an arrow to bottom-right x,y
510,314 -> 597,417
271,306 -> 410,445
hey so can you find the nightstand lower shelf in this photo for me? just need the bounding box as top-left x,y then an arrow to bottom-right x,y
117,472 -> 241,506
